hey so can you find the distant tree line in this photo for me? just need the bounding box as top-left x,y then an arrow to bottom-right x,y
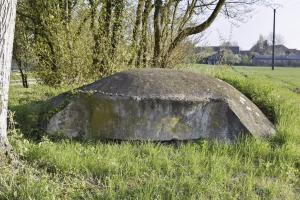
14,0 -> 261,86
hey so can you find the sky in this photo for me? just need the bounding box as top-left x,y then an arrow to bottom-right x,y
203,0 -> 300,50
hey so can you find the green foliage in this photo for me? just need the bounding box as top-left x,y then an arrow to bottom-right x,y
15,0 -> 127,86
15,0 -> 258,85
1,66 -> 299,199
218,49 -> 242,65
239,54 -> 251,65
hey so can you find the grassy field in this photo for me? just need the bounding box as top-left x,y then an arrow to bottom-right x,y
1,65 -> 299,199
234,66 -> 300,88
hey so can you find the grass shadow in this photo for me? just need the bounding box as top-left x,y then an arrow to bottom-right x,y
9,99 -> 51,142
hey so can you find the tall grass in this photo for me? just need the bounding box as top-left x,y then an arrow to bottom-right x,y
1,66 -> 299,199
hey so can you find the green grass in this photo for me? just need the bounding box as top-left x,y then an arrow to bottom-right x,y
234,66 -> 300,89
1,65 -> 299,199
10,71 -> 35,81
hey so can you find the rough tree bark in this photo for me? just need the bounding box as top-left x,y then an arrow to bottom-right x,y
138,0 -> 152,68
90,0 -> 114,76
63,0 -> 74,69
0,0 -> 17,153
128,0 -> 144,66
132,0 -> 144,45
88,0 -> 101,70
111,0 -> 125,57
153,0 -> 162,67
128,0 -> 145,66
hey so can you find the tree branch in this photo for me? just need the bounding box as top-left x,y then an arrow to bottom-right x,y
167,0 -> 226,56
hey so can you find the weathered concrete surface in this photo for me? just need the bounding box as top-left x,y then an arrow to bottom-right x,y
45,68 -> 276,141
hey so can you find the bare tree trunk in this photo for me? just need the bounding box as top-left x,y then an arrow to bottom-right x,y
14,58 -> 28,88
128,0 -> 144,66
0,0 -> 17,151
64,0 -> 74,69
98,0 -> 112,76
111,0 -> 124,57
89,0 -> 101,71
137,0 -> 152,68
153,0 -> 162,67
90,0 -> 113,76
18,61 -> 28,88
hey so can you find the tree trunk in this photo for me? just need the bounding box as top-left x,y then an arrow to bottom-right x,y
64,0 -> 74,69
98,0 -> 112,76
111,0 -> 124,57
15,58 -> 28,88
137,0 -> 152,68
0,0 -> 17,151
128,0 -> 144,66
89,0 -> 100,71
19,62 -> 28,88
153,0 -> 162,67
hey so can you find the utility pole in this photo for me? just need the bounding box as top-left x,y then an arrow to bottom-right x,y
272,8 -> 276,70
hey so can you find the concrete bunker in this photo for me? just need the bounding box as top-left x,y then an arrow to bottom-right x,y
45,69 -> 276,141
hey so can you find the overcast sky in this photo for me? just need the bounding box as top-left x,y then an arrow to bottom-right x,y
203,0 -> 300,50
